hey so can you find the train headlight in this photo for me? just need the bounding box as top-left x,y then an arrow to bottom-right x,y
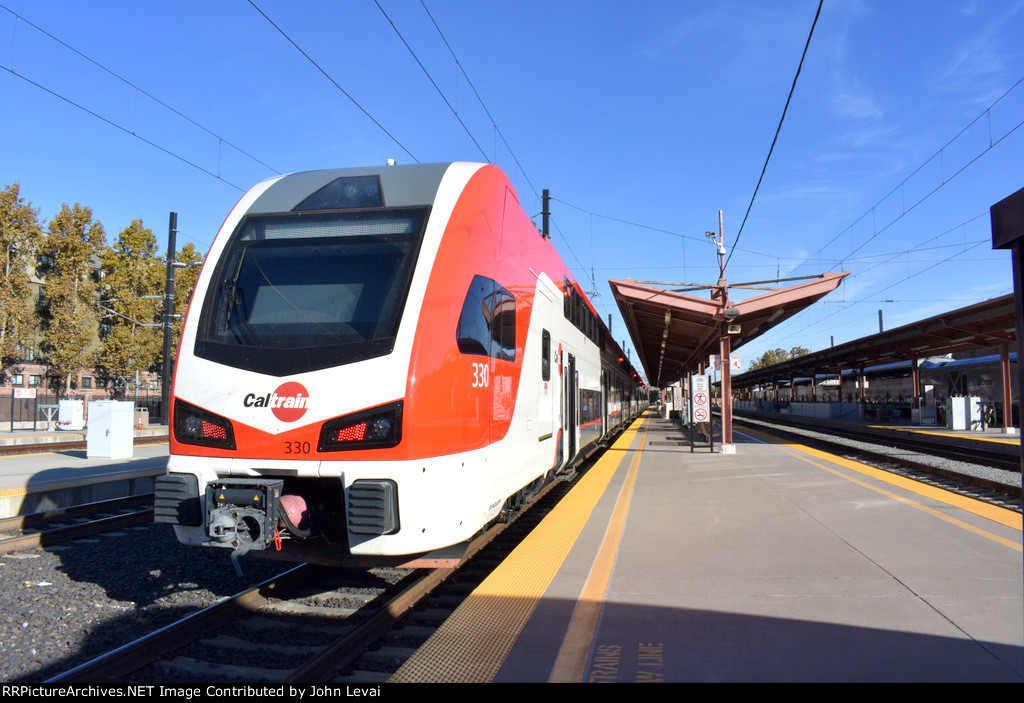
174,399 -> 236,450
318,401 -> 403,452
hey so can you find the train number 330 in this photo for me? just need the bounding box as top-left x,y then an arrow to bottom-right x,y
284,441 -> 312,455
471,362 -> 490,388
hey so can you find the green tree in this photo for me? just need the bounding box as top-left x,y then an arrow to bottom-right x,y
747,345 -> 810,371
96,219 -> 164,396
40,203 -> 105,396
0,183 -> 41,373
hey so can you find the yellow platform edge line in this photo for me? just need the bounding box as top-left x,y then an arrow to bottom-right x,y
388,416 -> 649,684
741,427 -> 1023,551
869,424 -> 1020,444
548,422 -> 648,683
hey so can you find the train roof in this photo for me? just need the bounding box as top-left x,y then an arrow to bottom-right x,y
247,163 -> 455,214
923,352 -> 1017,370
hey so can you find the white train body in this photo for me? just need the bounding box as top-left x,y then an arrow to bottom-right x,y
155,163 -> 644,565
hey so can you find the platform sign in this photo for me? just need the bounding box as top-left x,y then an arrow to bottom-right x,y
689,374 -> 713,452
13,388 -> 36,399
691,374 -> 709,394
690,374 -> 710,421
730,354 -> 742,371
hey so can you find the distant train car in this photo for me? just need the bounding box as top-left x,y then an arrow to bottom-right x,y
750,354 -> 1017,424
154,162 -> 645,567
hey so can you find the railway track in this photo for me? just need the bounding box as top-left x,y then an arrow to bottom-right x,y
732,412 -> 1022,509
45,469 -> 574,684
737,412 -> 1021,473
0,494 -> 155,554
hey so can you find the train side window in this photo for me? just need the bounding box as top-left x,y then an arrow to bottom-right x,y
542,330 -> 551,381
492,283 -> 516,362
456,275 -> 517,362
457,276 -> 493,356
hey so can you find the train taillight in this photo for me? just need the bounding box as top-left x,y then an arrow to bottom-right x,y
318,401 -> 403,452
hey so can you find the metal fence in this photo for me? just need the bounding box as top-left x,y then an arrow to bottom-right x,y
1,392 -> 165,430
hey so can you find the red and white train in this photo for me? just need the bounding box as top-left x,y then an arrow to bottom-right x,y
155,162 -> 645,567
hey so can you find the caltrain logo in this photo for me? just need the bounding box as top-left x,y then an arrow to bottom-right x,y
243,382 -> 310,422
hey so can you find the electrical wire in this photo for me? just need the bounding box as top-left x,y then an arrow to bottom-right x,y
418,0 -> 541,201
724,0 -> 822,274
0,56 -> 248,192
0,3 -> 280,177
757,211 -> 1001,347
787,72 -> 1024,278
247,0 -> 419,163
373,0 -> 489,162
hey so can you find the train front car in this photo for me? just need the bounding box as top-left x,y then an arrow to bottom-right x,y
156,162 -> 600,566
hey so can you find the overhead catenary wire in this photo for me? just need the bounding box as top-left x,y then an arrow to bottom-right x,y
724,0 -> 822,275
758,211 -> 1000,348
0,54 -> 249,194
0,3 -> 280,177
373,0 -> 489,163
418,0 -> 541,202
788,72 -> 1024,278
247,0 -> 419,164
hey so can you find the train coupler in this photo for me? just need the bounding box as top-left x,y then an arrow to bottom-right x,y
205,478 -> 286,555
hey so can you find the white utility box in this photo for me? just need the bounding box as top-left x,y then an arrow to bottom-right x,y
58,399 -> 85,431
946,396 -> 980,431
87,401 -> 134,458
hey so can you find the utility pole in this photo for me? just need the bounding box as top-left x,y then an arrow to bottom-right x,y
161,212 -> 177,426
708,210 -> 735,454
541,189 -> 550,239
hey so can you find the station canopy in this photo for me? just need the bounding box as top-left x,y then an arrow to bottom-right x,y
731,293 -> 1017,388
609,272 -> 850,388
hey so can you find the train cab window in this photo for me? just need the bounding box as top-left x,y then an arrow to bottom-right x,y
542,330 -> 551,381
456,275 -> 516,362
195,207 -> 429,376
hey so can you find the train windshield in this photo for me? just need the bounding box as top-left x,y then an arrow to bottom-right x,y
195,208 -> 429,376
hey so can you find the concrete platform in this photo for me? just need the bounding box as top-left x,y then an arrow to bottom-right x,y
390,412 -> 1024,683
0,438 -> 167,518
0,425 -> 168,447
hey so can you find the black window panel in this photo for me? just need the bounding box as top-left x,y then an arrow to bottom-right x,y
542,329 -> 551,382
493,285 -> 516,362
195,208 -> 428,377
457,276 -> 494,356
456,275 -> 516,362
293,176 -> 383,211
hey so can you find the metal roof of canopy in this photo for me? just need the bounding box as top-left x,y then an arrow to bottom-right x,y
608,271 -> 850,388
731,293 -> 1017,387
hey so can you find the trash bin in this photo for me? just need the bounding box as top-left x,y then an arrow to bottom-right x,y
134,407 -> 149,428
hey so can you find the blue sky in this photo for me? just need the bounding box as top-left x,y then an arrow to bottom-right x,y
1,1 -> 1022,384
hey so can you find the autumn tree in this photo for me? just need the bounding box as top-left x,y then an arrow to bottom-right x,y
96,219 -> 164,396
0,183 -> 41,375
39,203 -> 105,396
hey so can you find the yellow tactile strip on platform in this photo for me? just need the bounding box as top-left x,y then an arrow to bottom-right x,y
388,418 -> 646,683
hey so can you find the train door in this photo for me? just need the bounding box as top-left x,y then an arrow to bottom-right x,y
566,353 -> 578,462
598,370 -> 606,437
539,329 -> 555,440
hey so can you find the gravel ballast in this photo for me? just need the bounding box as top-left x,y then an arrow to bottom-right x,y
0,523 -> 288,683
